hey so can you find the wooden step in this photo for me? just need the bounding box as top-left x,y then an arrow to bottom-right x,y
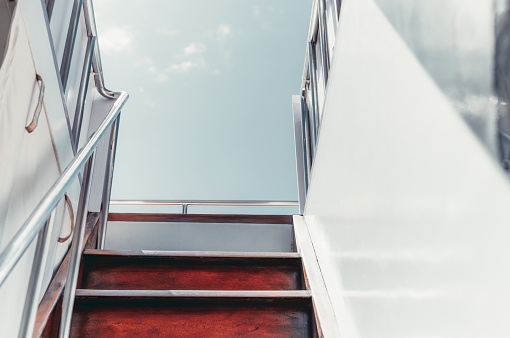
71,290 -> 316,337
80,250 -> 304,291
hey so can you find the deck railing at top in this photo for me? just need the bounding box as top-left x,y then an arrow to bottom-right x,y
110,200 -> 299,215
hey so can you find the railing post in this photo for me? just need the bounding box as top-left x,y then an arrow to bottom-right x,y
59,154 -> 95,338
17,210 -> 55,338
97,116 -> 120,250
60,0 -> 84,90
182,204 -> 188,214
72,36 -> 96,147
307,42 -> 319,155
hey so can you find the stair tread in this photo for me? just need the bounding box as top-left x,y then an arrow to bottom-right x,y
76,289 -> 311,298
80,251 -> 304,290
83,249 -> 301,259
71,293 -> 313,337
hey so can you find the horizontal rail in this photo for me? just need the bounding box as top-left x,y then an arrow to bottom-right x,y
110,200 -> 299,207
0,91 -> 128,287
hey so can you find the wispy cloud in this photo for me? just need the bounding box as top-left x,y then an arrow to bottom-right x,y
168,59 -> 205,73
157,26 -> 179,36
217,24 -> 232,37
252,6 -> 261,17
149,58 -> 206,82
134,57 -> 154,68
215,24 -> 232,45
184,43 -> 207,55
99,26 -> 133,53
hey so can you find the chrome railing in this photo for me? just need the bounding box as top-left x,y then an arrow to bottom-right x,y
0,0 -> 128,337
294,0 -> 340,213
110,200 -> 299,215
0,89 -> 127,336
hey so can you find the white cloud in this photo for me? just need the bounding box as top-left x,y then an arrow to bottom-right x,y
99,26 -> 133,53
184,43 -> 206,55
155,73 -> 169,82
210,69 -> 220,75
167,59 -> 205,73
134,57 -> 154,68
217,24 -> 232,37
253,6 -> 261,16
157,27 -> 179,36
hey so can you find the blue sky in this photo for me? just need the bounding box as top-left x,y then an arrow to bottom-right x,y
94,0 -> 311,204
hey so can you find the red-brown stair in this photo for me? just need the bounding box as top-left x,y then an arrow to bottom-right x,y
67,217 -> 318,337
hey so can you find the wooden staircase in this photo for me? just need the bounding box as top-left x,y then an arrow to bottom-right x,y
34,214 -> 324,337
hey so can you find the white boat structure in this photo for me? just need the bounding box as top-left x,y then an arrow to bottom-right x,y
2,0 -> 510,337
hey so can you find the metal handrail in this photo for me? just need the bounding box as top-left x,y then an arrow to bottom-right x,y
0,0 -> 127,336
83,0 -> 116,99
60,0 -> 84,89
0,91 -> 127,288
110,200 -> 299,207
110,200 -> 299,215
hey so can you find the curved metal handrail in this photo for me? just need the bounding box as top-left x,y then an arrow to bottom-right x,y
83,0 -> 116,99
0,91 -> 128,287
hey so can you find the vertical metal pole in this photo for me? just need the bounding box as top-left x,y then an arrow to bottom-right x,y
45,0 -> 56,21
300,95 -> 310,192
307,42 -> 319,155
72,36 -> 96,148
18,210 -> 56,338
182,204 -> 188,214
97,117 -> 120,250
59,154 -> 95,338
292,95 -> 307,215
60,0 -> 84,89
318,0 -> 330,85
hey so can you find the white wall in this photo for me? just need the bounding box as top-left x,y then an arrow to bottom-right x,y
304,0 -> 510,336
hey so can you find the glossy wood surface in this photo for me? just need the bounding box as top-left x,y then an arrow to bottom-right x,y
71,292 -> 313,337
80,250 -> 303,290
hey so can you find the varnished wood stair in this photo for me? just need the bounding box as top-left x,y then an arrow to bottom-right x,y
79,250 -> 304,291
70,249 -> 317,336
35,214 -> 323,337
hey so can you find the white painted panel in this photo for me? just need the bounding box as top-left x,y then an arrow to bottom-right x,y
0,110 -> 63,338
0,8 -> 78,336
0,10 -> 61,330
19,0 -> 75,169
105,221 -> 294,252
87,92 -> 116,213
19,0 -> 81,230
372,0 -> 497,153
304,0 -> 510,336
